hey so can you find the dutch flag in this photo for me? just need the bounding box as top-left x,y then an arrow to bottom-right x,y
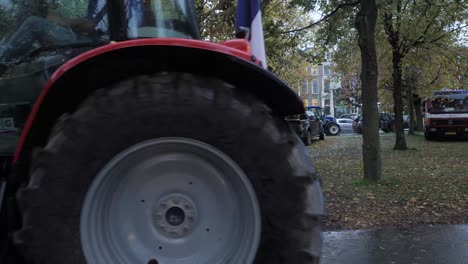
235,0 -> 267,69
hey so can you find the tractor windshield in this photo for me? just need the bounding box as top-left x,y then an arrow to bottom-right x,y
0,0 -> 109,65
125,0 -> 200,39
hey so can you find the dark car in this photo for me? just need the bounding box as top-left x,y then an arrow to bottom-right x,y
285,111 -> 325,145
403,115 -> 410,129
354,115 -> 363,134
353,113 -> 398,134
379,112 -> 395,132
352,115 -> 361,133
403,115 -> 417,129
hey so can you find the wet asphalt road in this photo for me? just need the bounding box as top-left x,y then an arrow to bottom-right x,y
321,225 -> 468,264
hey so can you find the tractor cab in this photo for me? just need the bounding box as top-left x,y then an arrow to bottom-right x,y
0,0 -> 200,155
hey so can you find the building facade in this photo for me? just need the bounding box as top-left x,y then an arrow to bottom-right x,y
296,56 -> 343,117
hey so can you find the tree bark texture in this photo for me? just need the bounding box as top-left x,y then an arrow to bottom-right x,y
408,91 -> 415,134
406,70 -> 415,135
414,95 -> 423,131
355,0 -> 381,181
392,49 -> 407,149
384,0 -> 408,150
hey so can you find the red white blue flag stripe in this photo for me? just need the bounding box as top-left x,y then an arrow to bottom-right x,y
235,0 -> 267,69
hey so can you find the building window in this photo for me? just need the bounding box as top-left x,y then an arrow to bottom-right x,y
303,99 -> 309,107
312,67 -> 318,75
307,66 -> 312,75
323,65 -> 330,75
301,81 -> 308,94
312,79 -> 319,94
312,99 -> 319,106
324,80 -> 330,93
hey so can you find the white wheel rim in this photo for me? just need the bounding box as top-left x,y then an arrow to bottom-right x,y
80,138 -> 261,264
330,125 -> 339,134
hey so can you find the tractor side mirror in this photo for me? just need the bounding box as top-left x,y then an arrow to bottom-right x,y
235,27 -> 250,39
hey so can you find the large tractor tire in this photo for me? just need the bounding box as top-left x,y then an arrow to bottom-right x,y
424,128 -> 435,140
14,73 -> 323,264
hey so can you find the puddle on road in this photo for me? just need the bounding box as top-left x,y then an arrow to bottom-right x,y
322,225 -> 468,264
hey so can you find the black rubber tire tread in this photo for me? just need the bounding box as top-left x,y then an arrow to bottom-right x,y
319,132 -> 325,140
304,130 -> 312,146
14,72 -> 322,264
424,129 -> 435,140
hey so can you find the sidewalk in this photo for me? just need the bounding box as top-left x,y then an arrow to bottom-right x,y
321,225 -> 468,264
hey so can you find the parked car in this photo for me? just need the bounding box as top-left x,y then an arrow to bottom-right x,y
336,118 -> 354,134
403,115 -> 410,129
352,115 -> 361,133
285,111 -> 325,145
353,113 -> 398,134
403,115 -> 416,129
306,106 -> 341,136
339,113 -> 358,120
379,112 -> 395,133
355,116 -> 364,134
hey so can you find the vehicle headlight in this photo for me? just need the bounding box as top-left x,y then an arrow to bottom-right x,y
430,128 -> 437,132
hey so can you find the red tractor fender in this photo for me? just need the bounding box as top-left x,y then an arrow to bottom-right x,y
13,38 -> 304,165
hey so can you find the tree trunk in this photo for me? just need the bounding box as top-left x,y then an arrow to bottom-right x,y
355,0 -> 381,181
392,49 -> 407,150
414,95 -> 423,131
408,92 -> 415,134
406,71 -> 415,135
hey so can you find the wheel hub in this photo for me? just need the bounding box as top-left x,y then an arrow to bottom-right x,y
154,195 -> 197,238
330,125 -> 339,133
166,207 -> 184,226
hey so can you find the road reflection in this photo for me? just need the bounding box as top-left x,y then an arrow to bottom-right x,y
322,225 -> 468,264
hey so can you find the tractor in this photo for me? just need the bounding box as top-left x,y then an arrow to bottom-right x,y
0,0 -> 323,263
306,106 -> 341,136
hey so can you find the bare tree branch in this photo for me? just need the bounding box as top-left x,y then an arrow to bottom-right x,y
426,65 -> 441,85
402,0 -> 412,12
413,24 -> 468,48
280,0 -> 360,34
